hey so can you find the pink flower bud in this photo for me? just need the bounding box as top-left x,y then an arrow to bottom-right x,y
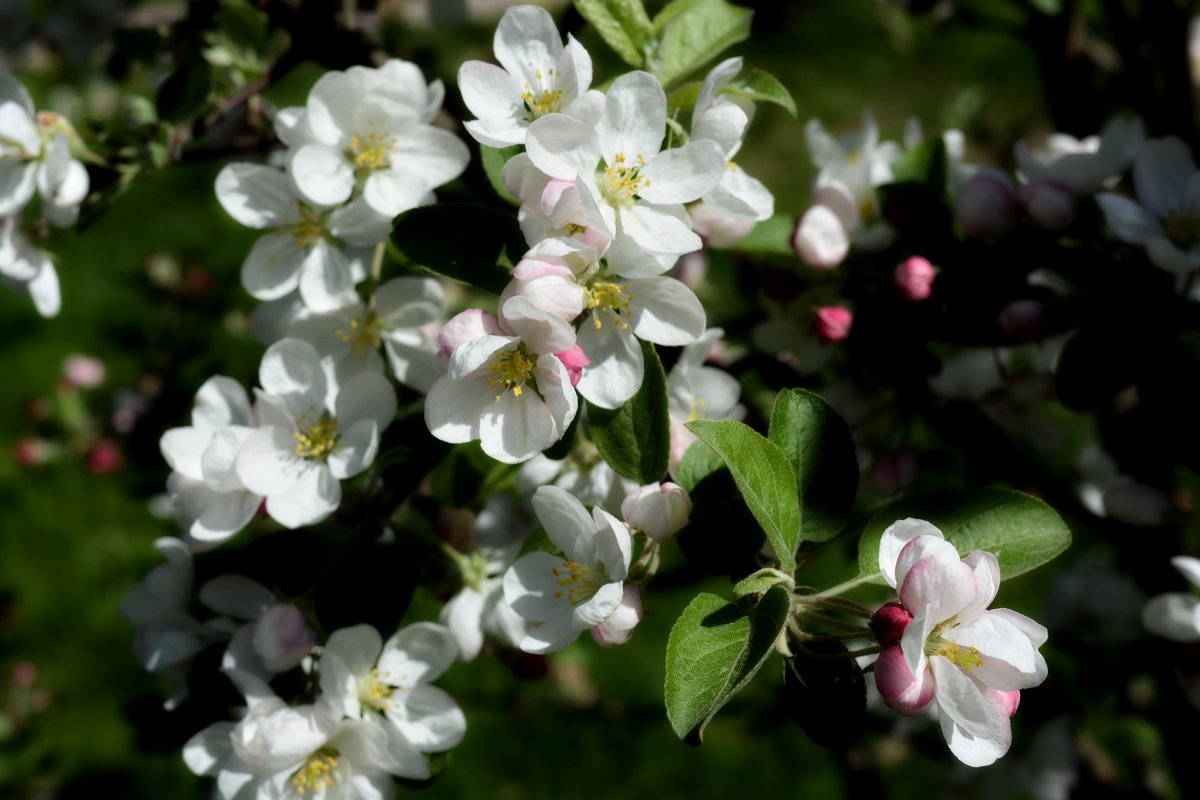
554,344 -> 590,387
1000,689 -> 1021,717
814,305 -> 853,344
438,309 -> 502,357
894,256 -> 936,302
621,482 -> 692,543
954,168 -> 1017,239
86,439 -> 123,475
13,437 -> 45,468
591,584 -> 644,648
691,201 -> 756,248
253,603 -> 317,672
874,644 -> 935,714
870,601 -> 914,646
1019,181 -> 1076,231
62,354 -> 106,389
998,299 -> 1047,342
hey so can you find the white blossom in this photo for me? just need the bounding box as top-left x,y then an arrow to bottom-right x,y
1143,556 -> 1200,642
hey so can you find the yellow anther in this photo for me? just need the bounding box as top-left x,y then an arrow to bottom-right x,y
293,413 -> 340,460
565,222 -> 588,236
291,750 -> 338,794
359,666 -> 400,713
280,204 -> 326,248
488,349 -> 535,401
550,560 -> 607,604
349,132 -> 393,172
585,281 -> 634,330
335,312 -> 382,362
687,397 -> 709,422
931,640 -> 983,672
599,154 -> 650,206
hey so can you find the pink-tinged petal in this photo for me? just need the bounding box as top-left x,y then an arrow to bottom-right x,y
1134,137 -> 1196,219
438,309 -> 502,357
1000,690 -> 1020,717
900,556 -> 978,624
502,153 -> 552,207
957,550 -> 1000,620
592,583 -> 644,647
943,612 -> 1044,690
875,644 -> 935,714
553,344 -> 590,386
500,295 -> 577,354
900,605 -> 935,679
893,530 -> 958,592
936,682 -> 1013,767
878,518 -> 945,588
534,352 -> 578,441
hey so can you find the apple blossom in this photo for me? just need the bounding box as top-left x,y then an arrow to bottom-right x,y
0,218 -> 60,317
503,485 -> 633,653
458,4 -> 599,148
318,623 -> 466,781
872,518 -> 1049,767
792,204 -> 849,269
524,71 -> 727,275
236,338 -> 397,528
591,584 -> 644,648
280,60 -> 469,218
666,328 -> 745,473
425,301 -> 578,463
815,305 -> 853,343
161,375 -> 263,548
517,447 -> 638,512
1143,556 -> 1200,642
199,575 -> 317,676
894,256 -> 936,301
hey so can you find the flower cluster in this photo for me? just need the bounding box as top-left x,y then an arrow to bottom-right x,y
871,519 -> 1049,767
0,67 -> 90,316
427,5 -> 772,463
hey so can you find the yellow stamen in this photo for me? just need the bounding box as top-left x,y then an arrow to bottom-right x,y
930,640 -> 983,672
359,666 -> 402,713
334,312 -> 382,362
349,132 -> 393,172
551,560 -> 607,604
293,411 -> 340,460
521,68 -> 564,118
291,749 -> 339,794
488,349 -> 535,401
600,154 -> 650,207
565,222 -> 588,236
279,204 -> 326,249
585,281 -> 634,330
687,397 -> 709,422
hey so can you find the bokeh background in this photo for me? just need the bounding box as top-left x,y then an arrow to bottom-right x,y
2,0 -> 1196,797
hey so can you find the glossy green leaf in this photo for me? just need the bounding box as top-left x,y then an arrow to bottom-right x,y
649,0 -> 753,89
687,419 -> 800,569
587,339 -> 670,483
768,389 -> 858,543
574,0 -> 653,67
726,69 -> 797,117
480,144 -> 521,205
664,585 -> 791,744
390,203 -> 522,295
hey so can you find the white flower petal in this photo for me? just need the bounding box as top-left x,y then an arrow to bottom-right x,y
440,588 -> 486,661
504,551 -> 575,622
575,315 -> 643,409
264,462 -> 340,528
533,485 -> 596,561
1135,137 -> 1196,218
390,684 -> 466,751
1095,192 -> 1163,244
627,276 -> 706,346
479,389 -> 557,463
335,370 -> 397,430
325,624 -> 383,677
638,140 -> 726,205
288,144 -> 354,208
215,163 -> 297,228
199,575 -> 274,619
493,4 -> 563,90
241,232 -> 306,301
526,113 -> 601,181
930,656 -> 1000,740
327,418 -> 379,480
259,337 -> 327,415
621,202 -> 701,257
793,205 -> 849,269
1143,593 -> 1200,641
424,374 -> 490,444
877,518 -> 944,588
937,693 -> 1011,768
598,72 -> 665,164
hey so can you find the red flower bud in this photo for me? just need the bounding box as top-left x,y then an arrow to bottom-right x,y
870,601 -> 913,646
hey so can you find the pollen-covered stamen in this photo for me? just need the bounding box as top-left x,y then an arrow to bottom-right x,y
1166,208 -> 1200,250
565,222 -> 588,236
687,397 -> 709,422
585,280 -> 634,330
521,67 -> 564,118
335,312 -> 383,362
349,132 -> 394,173
291,748 -> 339,794
280,203 -> 327,249
359,666 -> 404,713
599,152 -> 650,207
929,638 -> 983,671
293,411 -> 340,460
488,348 -> 535,401
551,559 -> 608,604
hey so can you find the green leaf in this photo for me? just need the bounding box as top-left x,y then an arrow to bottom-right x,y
732,568 -> 793,598
855,489 -> 1072,584
665,585 -> 791,744
686,419 -> 800,569
675,440 -> 724,493
649,0 -> 753,89
725,69 -> 797,117
667,81 -> 703,111
730,213 -> 794,255
390,203 -> 522,295
155,59 -> 213,124
587,339 -> 670,483
888,136 -> 948,189
768,389 -> 858,543
480,145 -> 521,205
573,0 -> 653,67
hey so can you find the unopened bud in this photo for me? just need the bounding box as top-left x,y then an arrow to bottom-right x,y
874,644 -> 935,714
62,354 -> 105,389
894,256 -> 936,302
1019,181 -> 1076,231
954,168 -> 1017,239
792,205 -> 849,270
622,482 -> 691,543
554,344 -> 590,388
591,584 -> 644,648
86,439 -> 123,475
870,601 -> 913,646
814,305 -> 853,344
253,603 -> 317,672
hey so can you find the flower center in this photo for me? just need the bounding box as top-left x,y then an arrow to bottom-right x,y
281,204 -> 327,249
599,153 -> 650,207
293,412 -> 340,460
358,666 -> 402,713
349,132 -> 393,173
551,559 -> 607,605
290,748 -> 339,795
687,397 -> 709,421
565,222 -> 588,236
928,638 -> 983,672
521,68 -> 564,118
585,280 -> 634,330
335,312 -> 383,362
489,348 -> 535,401
1166,209 -> 1200,250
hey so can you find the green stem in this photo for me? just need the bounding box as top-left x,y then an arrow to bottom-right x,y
808,574 -> 878,600
793,610 -> 872,634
